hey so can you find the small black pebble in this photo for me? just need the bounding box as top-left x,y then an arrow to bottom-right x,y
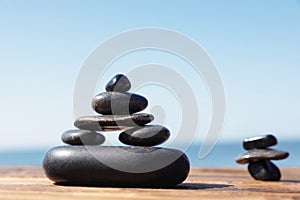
248,160 -> 281,181
105,74 -> 131,92
243,134 -> 277,150
119,125 -> 170,146
61,129 -> 105,146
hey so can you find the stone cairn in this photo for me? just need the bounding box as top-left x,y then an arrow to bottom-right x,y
236,134 -> 289,181
43,74 -> 190,187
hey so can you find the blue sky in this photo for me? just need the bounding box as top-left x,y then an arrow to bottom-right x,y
0,0 -> 299,150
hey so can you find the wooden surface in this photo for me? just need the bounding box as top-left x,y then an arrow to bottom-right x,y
0,167 -> 300,200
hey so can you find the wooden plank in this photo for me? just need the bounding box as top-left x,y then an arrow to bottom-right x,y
0,167 -> 299,200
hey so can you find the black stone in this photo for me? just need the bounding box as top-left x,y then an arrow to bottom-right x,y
61,129 -> 105,146
74,113 -> 154,131
243,134 -> 277,150
119,125 -> 170,147
236,148 -> 289,164
248,160 -> 281,181
42,146 -> 190,187
105,74 -> 131,92
92,92 -> 148,115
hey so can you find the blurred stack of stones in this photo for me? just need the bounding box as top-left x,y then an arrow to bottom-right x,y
43,74 -> 190,187
236,134 -> 289,181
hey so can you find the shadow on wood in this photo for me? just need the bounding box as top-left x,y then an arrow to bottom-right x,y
54,182 -> 232,190
280,179 -> 300,183
174,183 -> 233,190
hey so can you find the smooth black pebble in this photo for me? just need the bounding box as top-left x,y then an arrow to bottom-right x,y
248,160 -> 281,181
236,148 -> 289,164
74,113 -> 154,131
243,134 -> 277,150
105,74 -> 131,92
61,129 -> 105,146
42,146 -> 190,187
119,125 -> 170,146
92,92 -> 148,115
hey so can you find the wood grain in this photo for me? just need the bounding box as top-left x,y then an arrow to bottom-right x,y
0,167 -> 300,200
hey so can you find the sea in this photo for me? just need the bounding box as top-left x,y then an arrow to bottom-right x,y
0,141 -> 299,167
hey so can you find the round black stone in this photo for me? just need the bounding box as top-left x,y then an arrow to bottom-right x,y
74,113 -> 154,131
243,134 -> 277,150
61,129 -> 105,146
236,148 -> 289,164
248,160 -> 281,181
119,125 -> 170,147
42,146 -> 190,187
92,92 -> 148,115
105,74 -> 131,92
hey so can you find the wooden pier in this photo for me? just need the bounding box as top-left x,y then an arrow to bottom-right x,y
0,167 -> 299,199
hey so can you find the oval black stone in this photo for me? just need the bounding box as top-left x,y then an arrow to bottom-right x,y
243,134 -> 277,150
119,125 -> 170,146
235,148 -> 289,164
61,129 -> 105,146
74,113 -> 154,131
92,92 -> 148,115
105,74 -> 131,92
248,160 -> 281,181
42,146 -> 190,187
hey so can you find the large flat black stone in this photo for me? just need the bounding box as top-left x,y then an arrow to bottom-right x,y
43,146 -> 190,187
74,113 -> 154,131
235,148 -> 289,164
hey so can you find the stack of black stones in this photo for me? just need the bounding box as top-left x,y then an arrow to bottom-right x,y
43,74 -> 190,187
236,134 -> 289,181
